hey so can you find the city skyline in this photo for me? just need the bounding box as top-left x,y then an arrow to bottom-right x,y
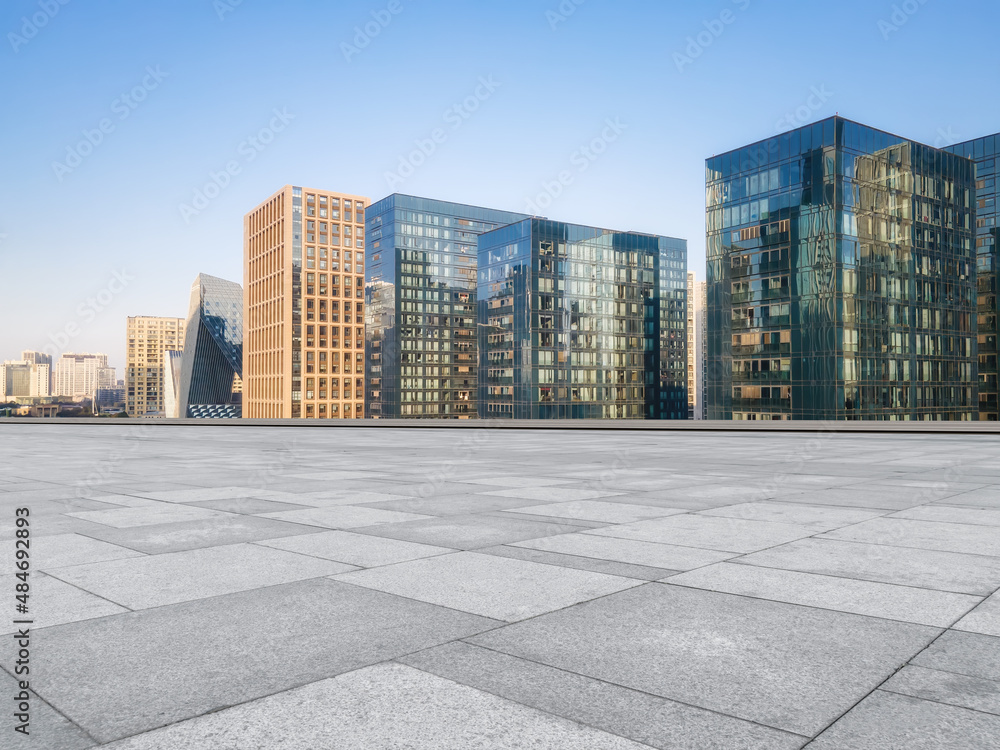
3,0 -> 998,373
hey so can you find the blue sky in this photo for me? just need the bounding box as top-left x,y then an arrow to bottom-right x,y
1,0 -> 997,373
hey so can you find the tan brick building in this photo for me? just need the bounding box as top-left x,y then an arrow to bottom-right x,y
243,185 -> 369,419
126,316 -> 185,416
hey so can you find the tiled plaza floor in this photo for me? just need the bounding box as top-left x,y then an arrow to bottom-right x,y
2,424 -> 999,748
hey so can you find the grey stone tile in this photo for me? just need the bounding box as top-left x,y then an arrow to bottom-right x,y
255,530 -> 454,567
504,500 -> 684,524
940,487 -> 1000,508
0,515 -> 115,540
477,544 -> 679,581
882,665 -> 1000,716
66,504 -> 233,528
779,485 -> 946,510
912,630 -> 1000,679
463,476 -> 577,487
1,533 -> 142,571
48,543 -> 356,609
892,504 -> 1000,527
334,550 -> 642,621
0,573 -> 128,633
698,502 -> 884,531
482,487 -> 626,502
357,492 -> 545,516
0,669 -> 96,749
289,490 -> 410,507
586,514 -> 815,554
10,579 -> 498,743
735,537 -> 1000,596
351,513 -> 582,550
259,505 -> 433,529
821,517 -> 1000,556
469,584 -> 938,736
129,486 -> 260,503
75,515 -> 328,554
666,562 -> 981,626
808,690 -> 1000,749
400,642 -> 806,750
955,592 -> 1000,637
186,497 -> 314,514
511,532 -> 737,570
100,663 -> 647,749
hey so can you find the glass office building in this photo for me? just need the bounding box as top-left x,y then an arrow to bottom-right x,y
365,194 -> 529,418
177,273 -> 244,418
477,219 -> 687,419
706,116 -> 977,420
944,134 -> 998,421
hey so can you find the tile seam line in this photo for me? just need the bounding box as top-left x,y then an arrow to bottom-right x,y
877,684 -> 1000,719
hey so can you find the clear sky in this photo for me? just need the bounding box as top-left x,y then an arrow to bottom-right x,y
1,0 -> 997,374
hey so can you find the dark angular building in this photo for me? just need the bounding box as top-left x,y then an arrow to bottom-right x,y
365,195 -> 529,418
706,116 -> 978,420
177,274 -> 244,418
477,219 -> 687,419
944,134 -> 998,421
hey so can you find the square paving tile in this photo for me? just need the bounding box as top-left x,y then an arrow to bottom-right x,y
74,515 -> 328,554
1,532 -> 142,571
47,543 -> 356,609
400,642 -> 806,750
698,502 -> 884,531
666,562 -> 982,626
504,500 -> 685,524
586,514 -> 816,554
938,487 -> 1000,508
356,492 -> 544,516
735,537 -> 1000,596
807,690 -> 1000,749
8,579 -> 498,744
511,532 -> 736,570
881,665 -> 1000,716
350,513 -> 582,550
185,497 -> 314,514
0,573 -> 127,634
260,506 -> 433,529
99,663 -> 646,750
821,517 -> 1000,556
910,630 -> 1000,682
890,504 -> 1000,527
478,544 -> 678,581
65,504 -> 232,528
255,530 -> 454,567
482,487 -> 625,502
334,550 -> 642,621
469,583 -> 939,736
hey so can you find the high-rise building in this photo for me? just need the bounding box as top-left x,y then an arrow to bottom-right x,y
126,317 -> 185,417
53,353 -> 115,400
687,272 -> 697,418
706,116 -> 977,420
20,351 -> 52,393
477,218 -> 687,419
176,273 -> 243,418
697,280 -> 707,419
244,185 -> 369,419
365,194 -> 530,419
944,134 -> 998,421
1,360 -> 50,399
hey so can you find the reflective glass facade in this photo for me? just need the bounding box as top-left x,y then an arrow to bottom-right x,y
178,274 -> 243,418
365,194 -> 529,418
707,116 -> 977,420
944,135 -> 999,420
477,219 -> 687,419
